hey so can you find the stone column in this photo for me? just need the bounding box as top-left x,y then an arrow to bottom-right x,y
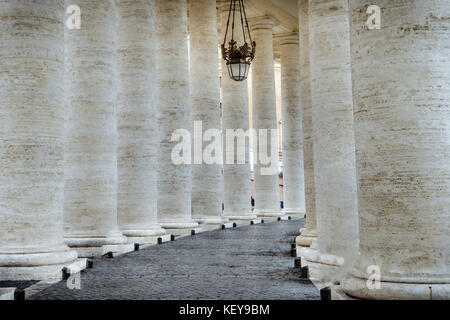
155,0 -> 198,230
301,0 -> 359,284
342,0 -> 450,299
0,0 -> 78,280
189,0 -> 227,226
277,33 -> 306,217
64,0 -> 132,257
249,17 -> 283,218
116,0 -> 166,244
219,3 -> 256,221
295,0 -> 317,251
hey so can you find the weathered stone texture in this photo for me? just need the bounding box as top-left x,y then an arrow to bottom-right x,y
250,17 -> 282,217
0,0 -> 77,280
116,0 -> 166,240
306,0 -> 359,282
64,0 -> 127,249
189,0 -> 225,225
155,0 -> 197,229
342,0 -> 450,299
279,34 -> 306,216
296,0 -> 317,248
219,3 -> 255,220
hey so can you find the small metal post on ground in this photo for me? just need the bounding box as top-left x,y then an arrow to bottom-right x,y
300,266 -> 309,279
62,267 -> 70,280
320,287 -> 331,300
14,290 -> 25,301
103,251 -> 114,259
294,257 -> 302,268
290,243 -> 297,257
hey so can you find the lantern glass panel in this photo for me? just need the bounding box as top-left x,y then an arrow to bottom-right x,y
227,62 -> 250,81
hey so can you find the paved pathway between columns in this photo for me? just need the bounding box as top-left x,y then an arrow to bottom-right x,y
30,219 -> 320,300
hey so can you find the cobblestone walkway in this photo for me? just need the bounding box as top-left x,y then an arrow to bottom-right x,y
31,219 -> 320,300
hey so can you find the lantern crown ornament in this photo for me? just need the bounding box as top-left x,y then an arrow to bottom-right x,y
221,0 -> 256,82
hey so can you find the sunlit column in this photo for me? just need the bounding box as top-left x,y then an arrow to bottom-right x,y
218,2 -> 256,221
295,0 -> 318,251
302,0 -> 359,284
116,0 -> 166,244
64,0 -> 132,257
278,33 -> 306,217
249,16 -> 283,218
189,0 -> 227,226
155,0 -> 198,230
0,0 -> 78,280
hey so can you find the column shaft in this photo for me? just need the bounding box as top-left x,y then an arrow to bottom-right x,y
250,17 -> 282,217
0,0 -> 77,280
303,0 -> 359,283
155,0 -> 198,229
279,34 -> 306,216
342,0 -> 450,299
64,0 -> 129,256
296,0 -> 317,249
116,0 -> 166,243
189,0 -> 226,225
219,4 -> 256,221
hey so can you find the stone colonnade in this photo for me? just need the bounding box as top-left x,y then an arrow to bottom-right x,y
0,0 -> 448,300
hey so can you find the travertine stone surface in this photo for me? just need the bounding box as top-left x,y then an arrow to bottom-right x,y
219,3 -> 256,221
116,0 -> 166,242
155,0 -> 198,229
342,0 -> 450,299
296,0 -> 317,249
249,17 -> 282,218
189,0 -> 226,225
278,33 -> 306,216
64,0 -> 128,253
0,0 -> 77,280
305,0 -> 359,283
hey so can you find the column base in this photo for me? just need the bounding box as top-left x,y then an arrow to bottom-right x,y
282,208 -> 305,218
194,216 -> 229,232
74,243 -> 135,258
0,245 -> 78,281
254,208 -> 284,218
158,220 -> 199,230
302,247 -> 345,284
121,225 -> 167,245
194,216 -> 229,225
341,276 -> 450,300
64,232 -> 131,258
0,288 -> 15,300
295,227 -> 317,248
223,212 -> 258,221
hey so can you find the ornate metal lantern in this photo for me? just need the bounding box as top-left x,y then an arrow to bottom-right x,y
221,0 -> 256,82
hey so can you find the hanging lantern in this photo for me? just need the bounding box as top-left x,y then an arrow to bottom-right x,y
221,0 -> 256,82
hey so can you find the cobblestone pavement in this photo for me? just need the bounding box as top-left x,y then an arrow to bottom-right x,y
31,219 -> 320,300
